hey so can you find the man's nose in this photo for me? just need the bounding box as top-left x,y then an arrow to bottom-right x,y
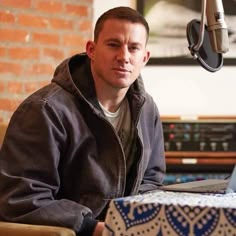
116,47 -> 129,62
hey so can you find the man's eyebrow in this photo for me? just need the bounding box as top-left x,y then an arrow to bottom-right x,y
104,38 -> 142,46
104,38 -> 120,43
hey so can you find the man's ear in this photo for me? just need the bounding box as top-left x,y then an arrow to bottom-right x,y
86,41 -> 95,60
143,50 -> 150,66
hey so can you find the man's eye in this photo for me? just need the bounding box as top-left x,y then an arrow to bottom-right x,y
107,43 -> 119,47
129,46 -> 139,51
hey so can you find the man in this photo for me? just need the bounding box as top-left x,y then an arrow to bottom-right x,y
0,6 -> 165,236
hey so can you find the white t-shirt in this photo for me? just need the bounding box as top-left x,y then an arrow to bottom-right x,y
99,98 -> 135,174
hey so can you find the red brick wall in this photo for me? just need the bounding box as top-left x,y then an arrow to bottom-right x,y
0,0 -> 93,123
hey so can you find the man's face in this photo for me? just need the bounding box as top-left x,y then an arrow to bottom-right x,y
86,19 -> 150,91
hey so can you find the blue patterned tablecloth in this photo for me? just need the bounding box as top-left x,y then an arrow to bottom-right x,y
102,190 -> 236,236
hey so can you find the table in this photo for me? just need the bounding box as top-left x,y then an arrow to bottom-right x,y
102,190 -> 236,236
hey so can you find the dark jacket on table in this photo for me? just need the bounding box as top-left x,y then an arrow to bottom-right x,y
0,53 -> 166,235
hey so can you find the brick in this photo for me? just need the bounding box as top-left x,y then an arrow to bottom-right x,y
69,48 -> 84,56
0,0 -> 31,8
50,18 -> 73,30
0,81 -> 5,93
0,98 -> 21,111
0,28 -> 29,43
32,32 -> 59,45
18,14 -> 49,28
39,80 -> 50,88
36,0 -> 63,13
0,47 -> 6,57
24,81 -> 40,93
43,48 -> 64,60
63,34 -> 86,47
25,63 -> 54,75
7,81 -> 23,94
0,10 -> 15,23
0,62 -> 22,75
65,4 -> 89,16
8,47 -> 40,60
79,20 -> 92,32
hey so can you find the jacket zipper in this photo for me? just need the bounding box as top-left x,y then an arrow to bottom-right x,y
96,112 -> 127,197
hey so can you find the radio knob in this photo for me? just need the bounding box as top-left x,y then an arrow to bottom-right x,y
200,142 -> 206,151
176,142 -> 182,151
222,142 -> 229,151
165,142 -> 170,151
210,142 -> 217,151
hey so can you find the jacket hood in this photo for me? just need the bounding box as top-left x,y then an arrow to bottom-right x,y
52,53 -> 146,107
52,53 -> 96,101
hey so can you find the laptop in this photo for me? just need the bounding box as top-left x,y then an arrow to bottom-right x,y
160,165 -> 236,194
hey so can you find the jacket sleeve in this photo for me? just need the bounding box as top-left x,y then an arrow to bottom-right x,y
0,99 -> 97,235
138,95 -> 166,194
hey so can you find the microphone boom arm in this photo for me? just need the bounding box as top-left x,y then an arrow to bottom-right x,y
193,0 -> 207,52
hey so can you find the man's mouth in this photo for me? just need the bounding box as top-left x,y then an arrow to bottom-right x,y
113,67 -> 131,73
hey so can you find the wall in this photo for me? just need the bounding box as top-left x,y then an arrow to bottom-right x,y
142,65 -> 236,117
93,0 -> 135,23
0,0 -> 93,123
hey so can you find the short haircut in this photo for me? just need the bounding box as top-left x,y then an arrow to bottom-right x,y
94,6 -> 149,44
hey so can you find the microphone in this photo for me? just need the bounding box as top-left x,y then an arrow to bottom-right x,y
206,0 -> 229,53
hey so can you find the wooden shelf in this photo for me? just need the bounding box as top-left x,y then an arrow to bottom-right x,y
166,151 -> 236,158
165,151 -> 236,165
161,115 -> 236,122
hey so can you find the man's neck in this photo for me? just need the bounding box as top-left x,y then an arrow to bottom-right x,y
98,95 -> 126,113
93,78 -> 129,113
